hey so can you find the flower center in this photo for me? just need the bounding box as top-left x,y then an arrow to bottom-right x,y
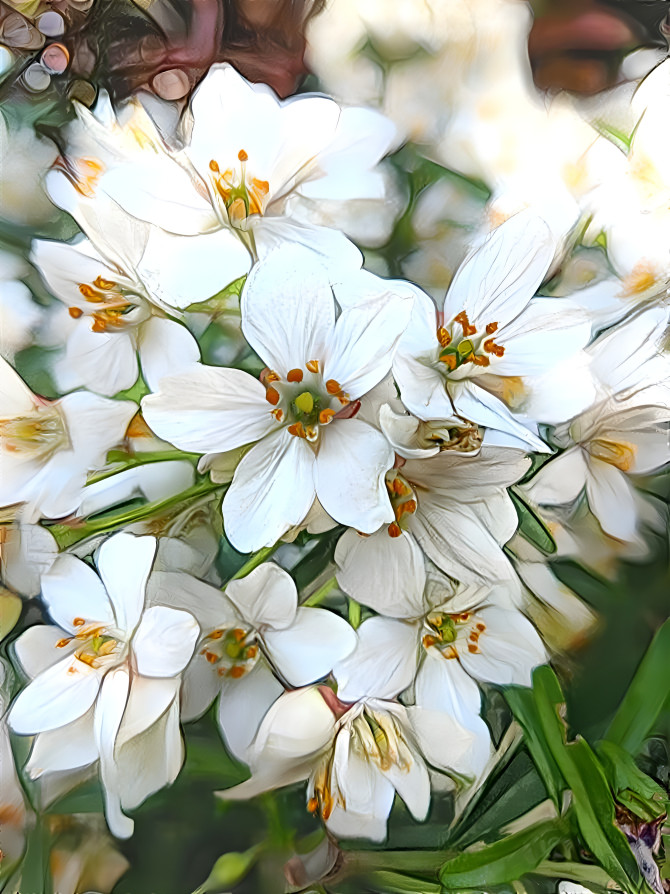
262,361 -> 351,445
208,149 -> 270,228
422,610 -> 487,658
73,275 -> 148,332
587,437 -> 637,472
436,311 -> 504,374
384,470 -> 418,538
56,618 -> 123,671
198,626 -> 259,679
55,155 -> 105,199
0,404 -> 69,462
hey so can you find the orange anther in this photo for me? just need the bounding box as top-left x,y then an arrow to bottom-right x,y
483,339 -> 505,357
73,617 -> 85,627
204,651 -> 218,664
56,638 -> 71,648
476,623 -> 486,632
93,276 -> 116,290
91,319 -> 107,333
69,307 -> 83,319
287,368 -> 304,383
271,408 -> 284,422
288,422 -> 306,438
208,629 -> 223,640
485,322 -> 498,334
388,522 -> 402,538
471,355 -> 490,367
319,408 -> 336,424
229,665 -> 245,678
467,643 -> 480,653
307,797 -> 319,814
209,159 -> 220,172
232,628 -> 246,642
67,666 -> 77,674
78,283 -> 102,301
265,387 -> 280,406
436,326 -> 451,347
263,370 -> 280,384
444,645 -> 458,660
423,634 -> 437,649
246,645 -> 258,659
325,379 -> 342,395
439,354 -> 457,371
454,311 -> 476,336
305,360 -> 320,374
238,149 -> 248,162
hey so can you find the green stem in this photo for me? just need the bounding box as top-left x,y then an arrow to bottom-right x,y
345,850 -> 447,875
229,543 -> 279,581
348,598 -> 361,629
303,576 -> 337,606
47,479 -> 224,549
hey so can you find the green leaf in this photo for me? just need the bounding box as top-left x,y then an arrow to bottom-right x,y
597,740 -> 668,823
510,490 -> 556,554
19,821 -> 51,894
604,617 -> 670,755
13,346 -> 60,399
530,667 -> 644,893
366,870 -> 442,894
504,685 -> 564,809
0,588 -> 22,641
439,818 -> 566,888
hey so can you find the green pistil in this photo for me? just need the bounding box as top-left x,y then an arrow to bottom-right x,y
429,615 -> 457,643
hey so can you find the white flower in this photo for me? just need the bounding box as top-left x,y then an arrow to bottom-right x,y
0,250 -> 42,362
221,619 -> 489,842
0,357 -> 136,520
86,64 -> 394,265
149,561 -> 356,762
393,211 -> 594,451
520,307 -> 670,545
142,246 -> 414,552
32,233 -> 202,397
8,533 -> 199,838
335,446 -> 529,606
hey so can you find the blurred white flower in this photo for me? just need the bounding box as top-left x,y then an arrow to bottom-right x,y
0,356 -> 136,520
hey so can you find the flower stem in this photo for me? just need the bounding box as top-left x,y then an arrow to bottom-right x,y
228,543 -> 279,581
46,479 -> 224,550
303,575 -> 337,606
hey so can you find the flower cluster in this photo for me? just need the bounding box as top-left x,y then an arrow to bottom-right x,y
1,4 -> 669,889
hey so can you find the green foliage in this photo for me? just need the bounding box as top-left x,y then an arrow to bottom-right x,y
509,490 -> 557,554
439,818 -> 566,889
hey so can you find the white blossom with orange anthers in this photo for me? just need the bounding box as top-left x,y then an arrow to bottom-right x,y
148,562 -> 356,763
393,211 -> 594,453
31,233 -> 202,397
220,620 -> 490,842
142,247 -> 414,553
520,306 -> 670,547
8,533 -> 199,839
0,357 -> 136,521
335,446 -> 530,611
91,64 -> 396,268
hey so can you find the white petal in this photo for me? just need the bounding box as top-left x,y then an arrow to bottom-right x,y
216,661 -> 284,763
54,324 -> 138,397
142,364 -> 276,453
224,562 -> 297,630
333,616 -> 419,703
248,686 -> 336,768
334,527 -> 427,619
59,391 -> 137,471
116,675 -> 180,746
137,228 -> 251,311
315,419 -> 393,534
181,653 -> 221,722
26,708 -> 97,777
263,607 -> 357,686
94,666 -> 132,838
520,448 -> 588,506
132,605 -> 199,677
97,533 -> 157,635
585,457 -> 639,542
42,553 -> 114,633
115,695 -> 183,812
445,211 -> 555,327
223,428 -> 316,553
454,381 -> 550,453
241,244 -> 335,378
138,316 -> 200,392
253,218 -> 363,275
148,570 -> 236,633
0,356 -> 35,416
12,624 -> 75,679
9,654 -> 102,735
458,607 -> 547,686
322,275 -> 414,398
407,699 -> 492,781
